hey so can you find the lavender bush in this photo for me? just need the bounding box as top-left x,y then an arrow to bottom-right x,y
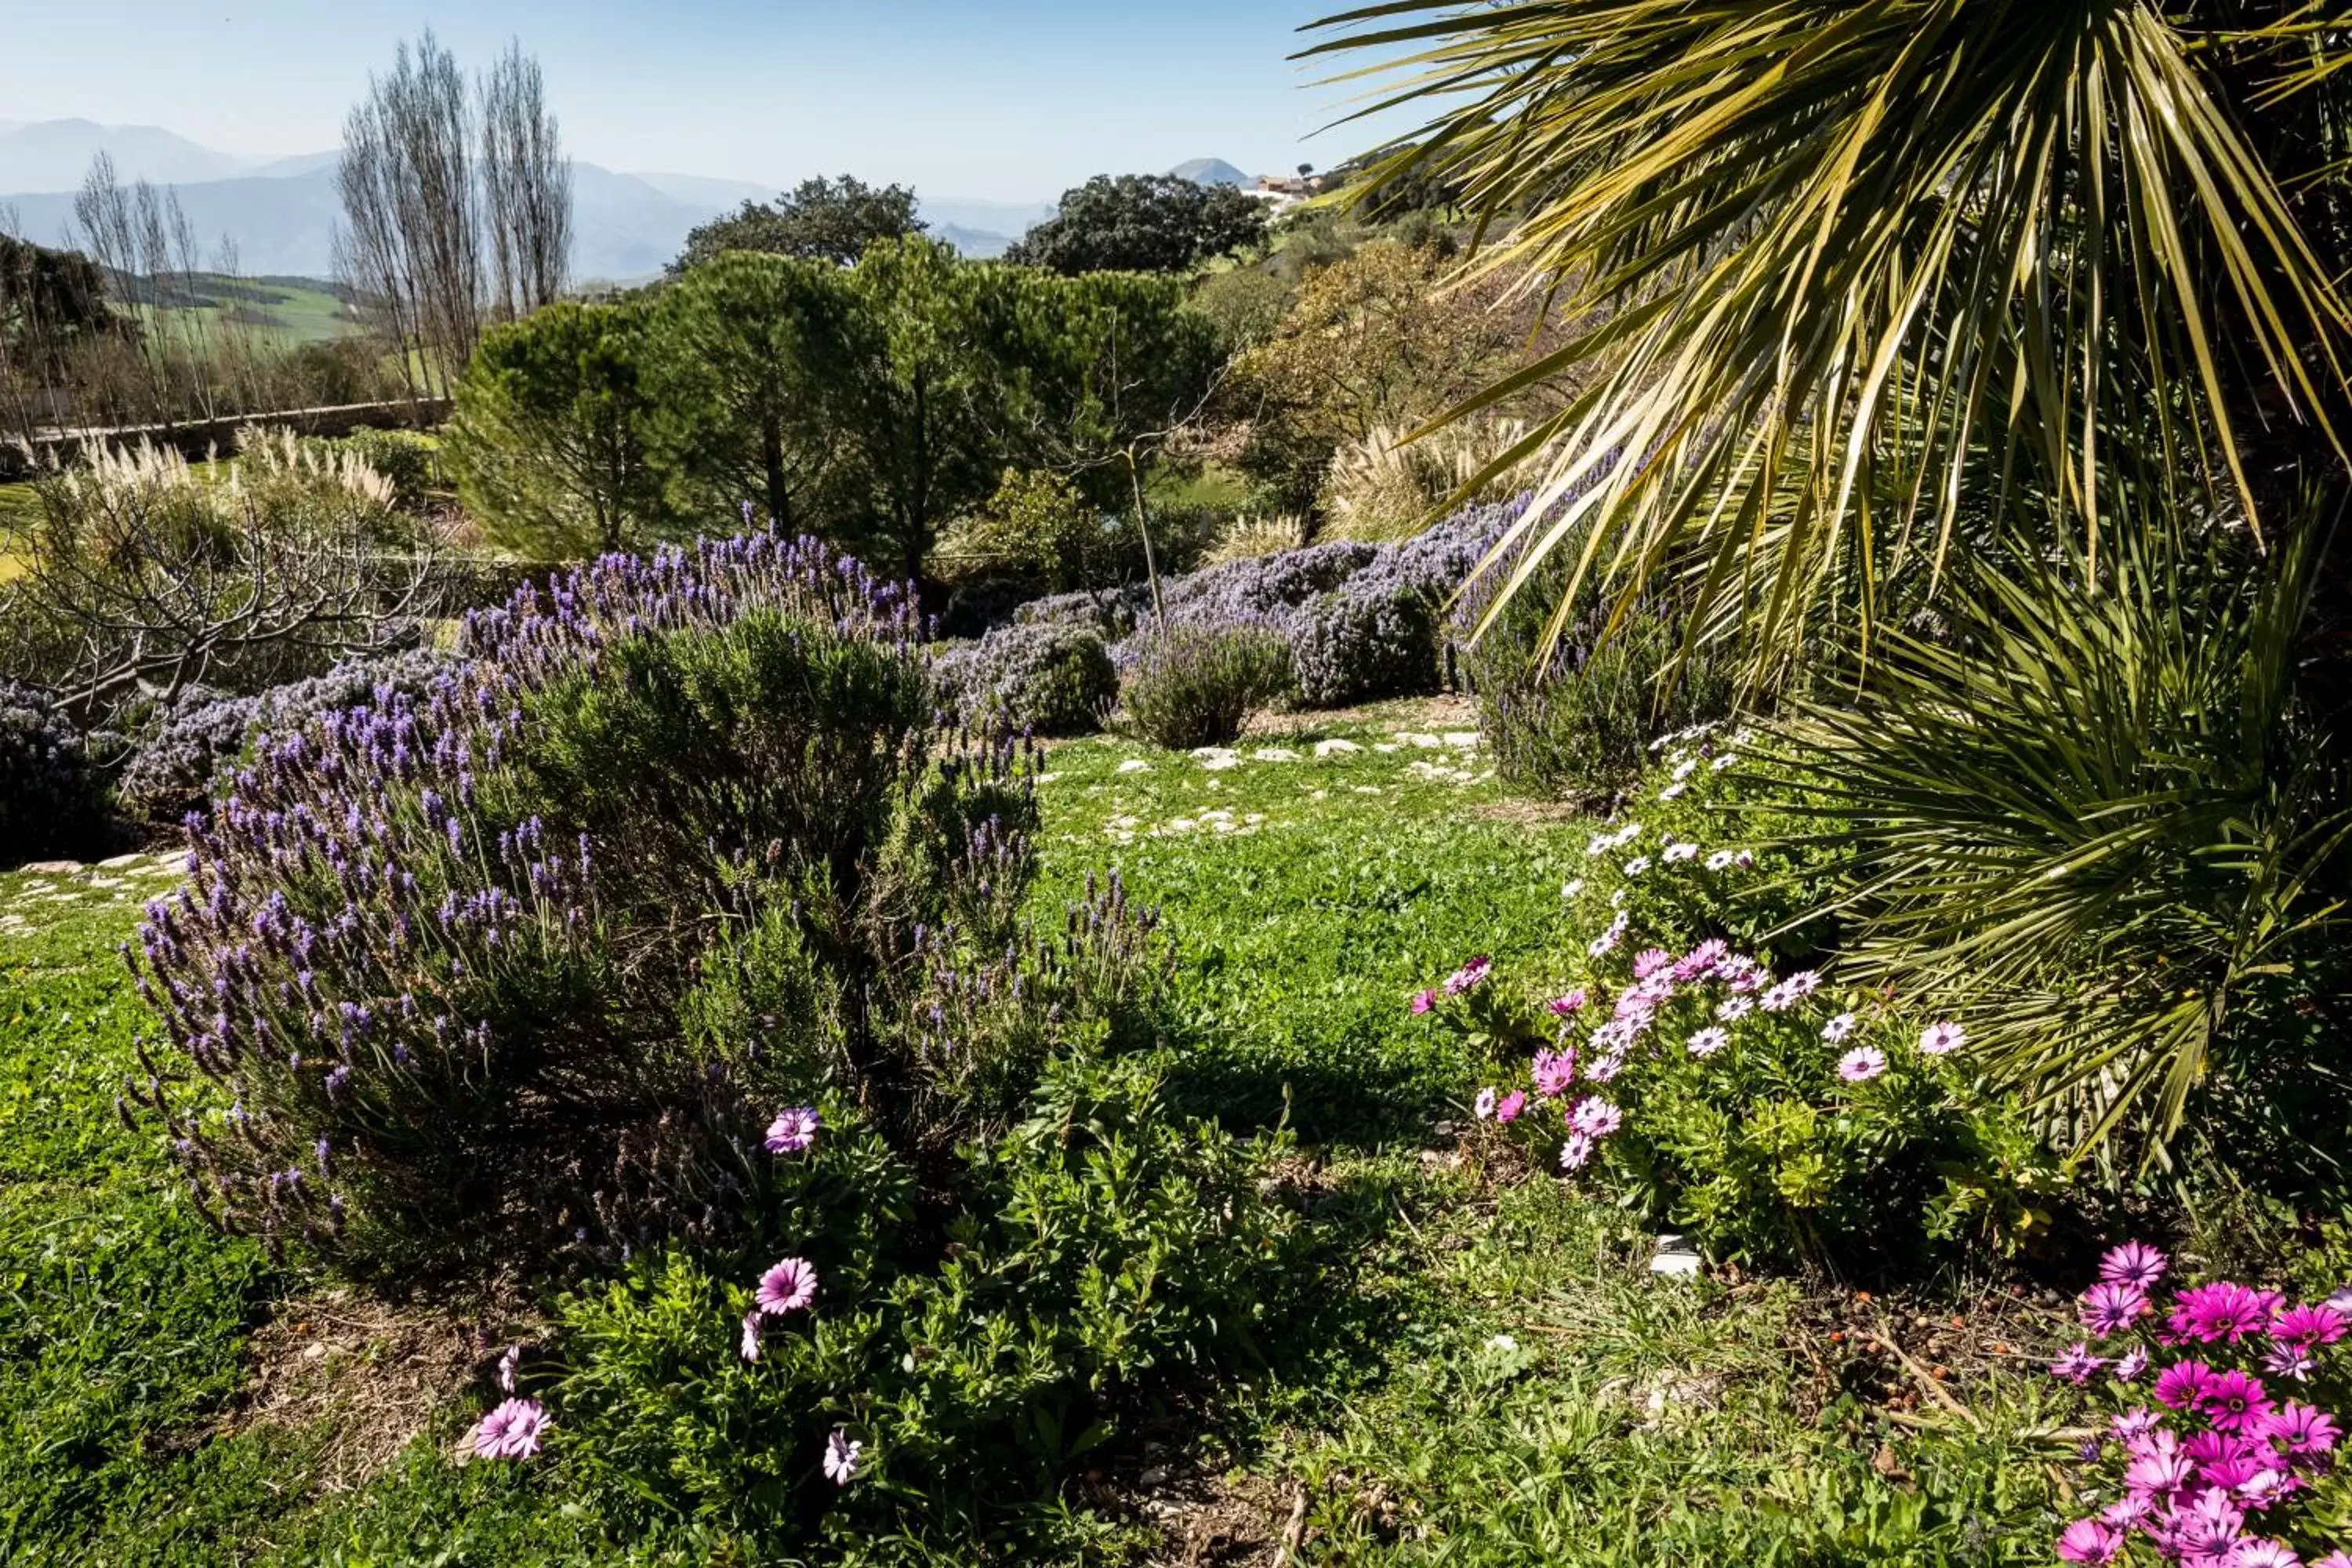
116,649 -> 452,826
1290,583 -> 1439,709
1120,622 -> 1294,750
930,622 -> 1116,735
121,529 -> 1166,1276
0,678 -> 110,866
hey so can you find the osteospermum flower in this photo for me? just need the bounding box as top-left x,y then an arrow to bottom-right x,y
2056,1518 -> 2124,1564
1821,1012 -> 1858,1043
757,1257 -> 819,1316
1584,1052 -> 1624,1083
1918,1020 -> 1965,1055
2112,1406 -> 2164,1443
1784,970 -> 1821,998
2157,1362 -> 2220,1411
1624,856 -> 1653,877
1672,940 -> 1729,982
1443,956 -> 1493,996
1632,947 -> 1673,980
1410,988 -> 1439,1015
2082,1282 -> 2152,1338
2198,1369 -> 2276,1432
1532,1049 -> 1577,1098
1494,1091 -> 1527,1125
476,1397 -> 550,1460
1560,1131 -> 1595,1170
1664,841 -> 1700,862
823,1430 -> 863,1486
2266,1343 -> 2317,1381
1570,1097 -> 1623,1138
2230,1538 -> 2303,1568
1474,1087 -> 1499,1120
1548,989 -> 1589,1016
764,1106 -> 820,1154
2271,1304 -> 2347,1349
2262,1402 -> 2339,1465
1836,1046 -> 1887,1083
2114,1347 -> 2149,1382
496,1343 -> 520,1395
1759,981 -> 1801,1012
2124,1444 -> 2194,1502
740,1312 -> 763,1363
2102,1242 -> 2169,1293
2172,1283 -> 2282,1345
1687,1026 -> 1730,1058
2051,1344 -> 2106,1384
1717,996 -> 1754,1023
2170,1486 -> 2247,1561
1706,849 -> 1737,870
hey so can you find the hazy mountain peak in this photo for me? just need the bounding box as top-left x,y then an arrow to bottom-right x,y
1167,158 -> 1254,189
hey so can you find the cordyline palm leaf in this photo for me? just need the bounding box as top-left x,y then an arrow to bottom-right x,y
1762,516 -> 2349,1160
1302,1 -> 2352,665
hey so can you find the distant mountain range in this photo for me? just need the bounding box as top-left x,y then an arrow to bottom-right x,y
0,122 -> 1251,281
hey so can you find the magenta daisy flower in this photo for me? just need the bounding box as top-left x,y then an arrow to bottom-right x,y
2270,1304 -> 2347,1349
2171,1283 -> 2281,1344
2156,1360 -> 2219,1410
2123,1444 -> 2194,1503
2261,1402 -> 2340,1465
2198,1369 -> 2276,1432
1547,989 -> 1589,1016
1918,1020 -> 1965,1055
1410,988 -> 1439,1015
1836,1045 -> 1887,1083
1494,1091 -> 1527,1125
1632,947 -> 1672,980
475,1397 -> 551,1460
2082,1282 -> 2151,1338
2169,1486 -> 2245,1561
1671,941 -> 1728,982
2100,1241 -> 2169,1292
1443,956 -> 1493,996
757,1256 -> 818,1316
764,1106 -> 820,1155
2231,1540 -> 2303,1568
2111,1406 -> 2163,1443
823,1430 -> 863,1486
2050,1343 -> 2105,1384
740,1312 -> 763,1363
2055,1519 -> 2123,1564
1686,1026 -> 1730,1058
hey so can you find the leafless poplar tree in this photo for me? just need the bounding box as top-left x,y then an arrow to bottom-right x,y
479,40 -> 572,321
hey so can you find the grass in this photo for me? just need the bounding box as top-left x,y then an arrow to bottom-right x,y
135,276 -> 363,351
0,701 -> 2090,1564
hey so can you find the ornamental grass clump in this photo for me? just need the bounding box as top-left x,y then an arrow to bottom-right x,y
121,529 -> 1163,1277
2044,1243 -> 2352,1566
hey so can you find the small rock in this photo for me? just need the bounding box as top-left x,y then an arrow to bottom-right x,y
1035,771 -> 1062,785
1442,731 -> 1482,749
1312,737 -> 1362,757
18,861 -> 81,876
1115,758 -> 1152,775
302,1341 -> 328,1361
1138,1466 -> 1169,1487
1373,742 -> 1402,753
1251,746 -> 1301,762
99,852 -> 145,869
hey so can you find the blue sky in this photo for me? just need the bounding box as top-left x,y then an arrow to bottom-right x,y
5,0 -> 1420,200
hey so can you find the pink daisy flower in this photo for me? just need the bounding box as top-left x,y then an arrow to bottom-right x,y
2198,1369 -> 2275,1432
823,1430 -> 863,1485
476,1397 -> 551,1460
757,1256 -> 819,1316
1547,989 -> 1588,1016
2261,1402 -> 2339,1465
1410,988 -> 1439,1015
1918,1020 -> 1965,1055
2114,1347 -> 2149,1382
1671,942 -> 1728,982
740,1312 -> 763,1363
1570,1097 -> 1623,1138
2056,1519 -> 2123,1564
764,1106 -> 820,1154
1584,1052 -> 1624,1083
1716,996 -> 1753,1022
1560,1131 -> 1595,1170
2100,1241 -> 2169,1292
2169,1486 -> 2245,1561
2156,1360 -> 2220,1410
2232,1541 -> 2303,1568
2082,1282 -> 2151,1338
2270,1304 -> 2347,1349
1836,1045 -> 1886,1083
2050,1344 -> 2105,1384
1532,1048 -> 1577,1098
1494,1091 -> 1527,1125
1443,956 -> 1492,996
1759,981 -> 1800,1012
1632,947 -> 1672,979
2111,1406 -> 2163,1443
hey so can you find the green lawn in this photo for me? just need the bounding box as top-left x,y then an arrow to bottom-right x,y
137,275 -> 363,351
0,705 -> 2082,1564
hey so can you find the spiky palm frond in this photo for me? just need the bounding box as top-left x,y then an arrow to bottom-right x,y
1305,2 -> 2352,663
1763,511 -> 2349,1158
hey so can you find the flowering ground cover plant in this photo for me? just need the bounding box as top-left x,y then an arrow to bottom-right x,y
1420,726 -> 2064,1264
2044,1243 -> 2352,1565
